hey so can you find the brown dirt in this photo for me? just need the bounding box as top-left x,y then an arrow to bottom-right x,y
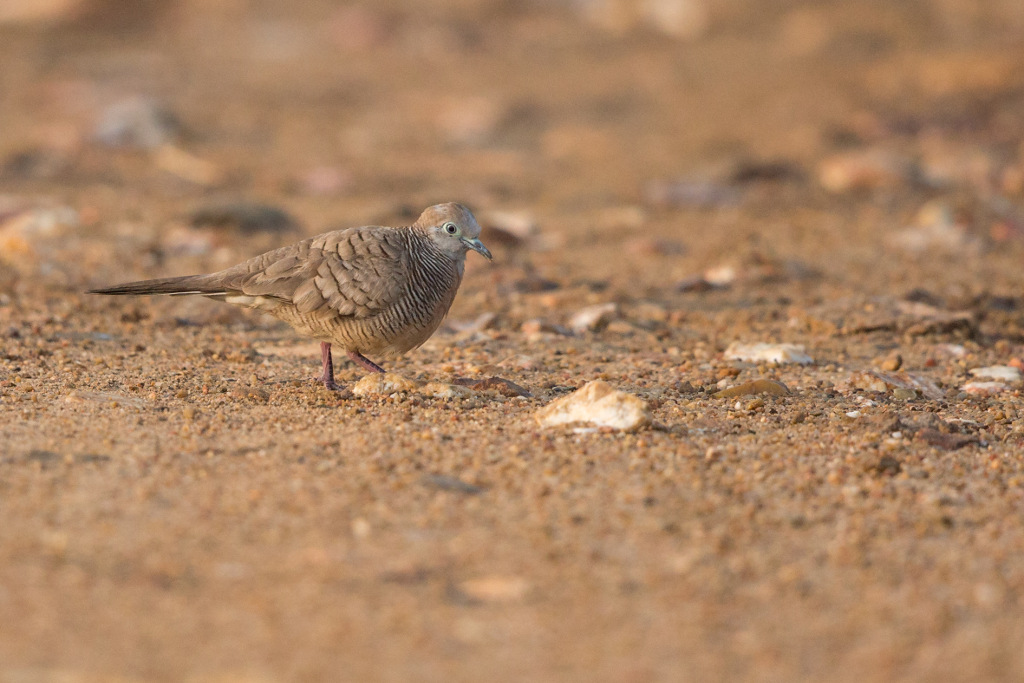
3,1 -> 1024,681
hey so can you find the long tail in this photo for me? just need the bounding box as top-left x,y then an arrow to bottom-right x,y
88,275 -> 225,297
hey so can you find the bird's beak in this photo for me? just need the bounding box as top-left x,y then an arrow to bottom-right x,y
462,237 -> 492,260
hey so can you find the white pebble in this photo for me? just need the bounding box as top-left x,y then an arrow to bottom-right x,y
969,366 -> 1022,383
536,380 -> 650,432
725,342 -> 813,365
961,381 -> 1009,396
568,303 -> 618,333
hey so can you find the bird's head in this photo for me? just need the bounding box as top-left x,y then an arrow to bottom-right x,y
417,203 -> 492,261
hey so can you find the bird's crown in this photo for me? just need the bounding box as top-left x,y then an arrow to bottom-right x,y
415,203 -> 481,239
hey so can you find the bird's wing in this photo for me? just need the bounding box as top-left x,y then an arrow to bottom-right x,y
214,226 -> 409,318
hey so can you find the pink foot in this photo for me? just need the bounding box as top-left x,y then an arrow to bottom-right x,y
347,350 -> 386,374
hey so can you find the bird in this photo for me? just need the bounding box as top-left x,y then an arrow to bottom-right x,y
89,202 -> 493,390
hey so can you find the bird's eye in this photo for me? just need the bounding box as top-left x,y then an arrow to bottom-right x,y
444,222 -> 458,234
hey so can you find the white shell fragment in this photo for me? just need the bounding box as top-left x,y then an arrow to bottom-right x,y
724,342 -> 813,365
536,380 -> 650,432
969,366 -> 1022,383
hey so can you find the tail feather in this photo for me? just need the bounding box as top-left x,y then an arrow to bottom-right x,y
88,275 -> 224,297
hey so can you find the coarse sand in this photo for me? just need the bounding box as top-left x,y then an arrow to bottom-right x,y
2,1 -> 1024,681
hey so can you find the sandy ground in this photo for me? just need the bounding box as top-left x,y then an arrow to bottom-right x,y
3,0 -> 1024,680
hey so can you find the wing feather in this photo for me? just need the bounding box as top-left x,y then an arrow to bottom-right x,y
211,226 -> 408,319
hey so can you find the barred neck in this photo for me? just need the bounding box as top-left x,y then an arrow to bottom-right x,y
404,228 -> 463,292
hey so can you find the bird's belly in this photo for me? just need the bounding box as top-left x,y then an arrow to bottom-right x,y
270,301 -> 450,358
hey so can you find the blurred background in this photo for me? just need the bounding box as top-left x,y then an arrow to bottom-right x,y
2,0 -> 1024,306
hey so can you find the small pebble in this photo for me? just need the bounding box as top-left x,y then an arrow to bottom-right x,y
713,379 -> 791,398
818,149 -> 912,193
874,456 -> 902,476
352,373 -> 421,397
521,319 -> 572,337
236,388 -> 269,402
497,354 -> 539,371
351,518 -> 371,539
155,145 -> 223,186
455,376 -> 532,398
878,353 -> 903,371
418,382 -> 472,399
421,474 -> 484,495
568,303 -> 618,333
890,201 -> 975,253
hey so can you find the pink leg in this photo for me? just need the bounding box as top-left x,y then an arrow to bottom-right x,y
317,342 -> 342,390
347,350 -> 385,374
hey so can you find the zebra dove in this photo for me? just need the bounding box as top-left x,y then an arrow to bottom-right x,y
89,202 -> 492,390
